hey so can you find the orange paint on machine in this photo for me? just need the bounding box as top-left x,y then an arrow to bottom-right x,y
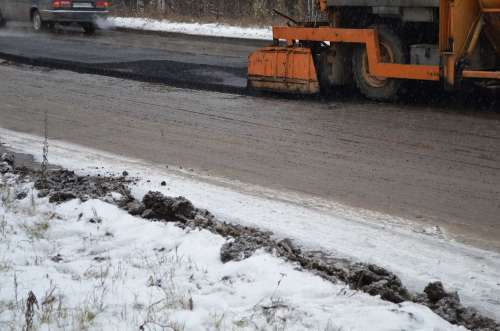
248,0 -> 500,101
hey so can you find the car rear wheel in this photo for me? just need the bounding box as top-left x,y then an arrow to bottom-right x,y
31,10 -> 43,32
81,23 -> 96,35
0,9 -> 6,28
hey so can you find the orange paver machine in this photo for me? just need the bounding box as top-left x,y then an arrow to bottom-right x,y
248,0 -> 500,100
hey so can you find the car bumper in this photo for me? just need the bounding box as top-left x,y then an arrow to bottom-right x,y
40,10 -> 109,23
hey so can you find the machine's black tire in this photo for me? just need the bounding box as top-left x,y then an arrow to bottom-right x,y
81,22 -> 96,35
318,49 -> 336,94
31,10 -> 43,32
352,25 -> 406,101
0,10 -> 6,28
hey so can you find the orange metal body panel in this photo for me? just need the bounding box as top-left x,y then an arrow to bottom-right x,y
248,47 -> 320,94
462,70 -> 500,79
272,26 -> 440,81
440,0 -> 500,86
248,46 -> 317,82
439,0 -> 456,86
318,0 -> 328,12
481,0 -> 500,9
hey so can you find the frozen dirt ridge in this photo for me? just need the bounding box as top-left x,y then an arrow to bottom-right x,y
1,161 -> 471,330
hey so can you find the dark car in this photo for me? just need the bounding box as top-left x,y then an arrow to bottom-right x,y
0,0 -> 110,34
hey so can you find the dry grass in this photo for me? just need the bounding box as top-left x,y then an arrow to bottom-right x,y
111,0 -> 323,26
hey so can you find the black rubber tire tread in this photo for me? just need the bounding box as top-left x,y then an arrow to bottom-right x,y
81,23 -> 96,35
31,10 -> 43,32
352,25 -> 406,101
0,10 -> 6,28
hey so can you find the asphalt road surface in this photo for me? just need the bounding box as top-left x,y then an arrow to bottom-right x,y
0,61 -> 499,253
0,23 -> 264,92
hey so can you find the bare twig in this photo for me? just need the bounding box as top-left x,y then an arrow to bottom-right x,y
41,110 -> 49,188
24,291 -> 39,331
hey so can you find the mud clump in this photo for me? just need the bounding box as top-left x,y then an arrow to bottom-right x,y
296,251 -> 352,283
348,264 -> 411,303
126,200 -> 145,216
1,153 -> 134,204
49,191 -> 77,203
424,281 -> 449,302
220,236 -> 263,263
0,162 -> 12,174
29,169 -> 134,204
0,152 -> 14,174
16,191 -> 28,200
140,191 -> 195,221
1,152 -> 15,165
416,282 -> 499,330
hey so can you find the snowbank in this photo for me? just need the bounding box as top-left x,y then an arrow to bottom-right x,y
106,17 -> 273,40
0,174 -> 464,330
1,128 -> 499,323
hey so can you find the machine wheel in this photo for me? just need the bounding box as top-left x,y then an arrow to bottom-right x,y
31,10 -> 43,32
81,23 -> 96,35
352,25 -> 406,101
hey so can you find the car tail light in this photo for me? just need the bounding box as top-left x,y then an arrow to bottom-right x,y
52,0 -> 72,8
95,1 -> 109,8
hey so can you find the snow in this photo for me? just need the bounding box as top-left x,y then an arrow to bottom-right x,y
1,128 -> 499,325
0,172 -> 463,330
106,17 -> 273,40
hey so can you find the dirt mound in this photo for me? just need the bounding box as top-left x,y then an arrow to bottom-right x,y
126,190 -> 499,331
130,191 -> 412,303
140,191 -> 195,221
32,169 -> 133,203
416,282 -> 498,330
220,236 -> 263,263
347,264 -> 411,303
0,152 -> 14,174
1,151 -> 134,204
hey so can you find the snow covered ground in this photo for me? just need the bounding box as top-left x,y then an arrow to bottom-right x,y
0,171 -> 462,330
1,128 -> 499,328
106,17 -> 272,40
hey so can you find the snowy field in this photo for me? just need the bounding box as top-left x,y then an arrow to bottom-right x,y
106,17 -> 273,40
1,128 -> 499,330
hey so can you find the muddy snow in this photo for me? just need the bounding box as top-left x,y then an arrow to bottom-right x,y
2,156 -> 472,330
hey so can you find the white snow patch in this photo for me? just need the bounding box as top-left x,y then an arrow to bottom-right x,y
1,128 -> 499,323
0,175 -> 463,330
106,17 -> 273,40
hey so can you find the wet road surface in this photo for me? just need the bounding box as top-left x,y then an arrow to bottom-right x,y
0,23 -> 263,92
0,63 -> 499,252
